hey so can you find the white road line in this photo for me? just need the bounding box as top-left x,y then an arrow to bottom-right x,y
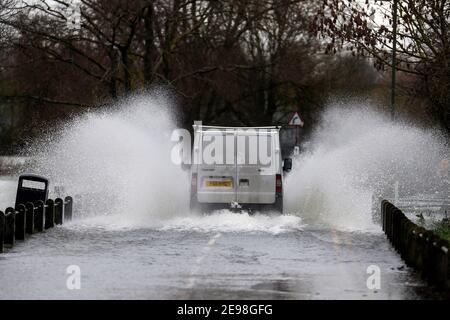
186,233 -> 222,289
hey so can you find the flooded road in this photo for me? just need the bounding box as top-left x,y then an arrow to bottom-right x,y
1,102 -> 448,300
0,208 -> 438,300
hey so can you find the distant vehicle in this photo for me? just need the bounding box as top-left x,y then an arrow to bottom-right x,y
189,125 -> 292,214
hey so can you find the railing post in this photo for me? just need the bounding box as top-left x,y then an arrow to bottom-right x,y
35,200 -> 44,232
428,234 -> 441,286
385,202 -> 390,239
4,208 -> 16,246
415,229 -> 425,273
422,231 -> 434,282
395,209 -> 405,252
44,199 -> 55,229
64,196 -> 73,222
381,200 -> 387,232
15,204 -> 26,240
393,208 -> 398,248
391,205 -> 396,241
25,202 -> 35,234
399,214 -> 406,257
34,200 -> 45,232
435,239 -> 449,290
386,204 -> 392,243
407,226 -> 417,268
447,244 -> 450,290
404,221 -> 414,265
395,210 -> 400,249
0,211 -> 4,253
388,204 -> 394,241
55,198 -> 63,225
394,208 -> 400,247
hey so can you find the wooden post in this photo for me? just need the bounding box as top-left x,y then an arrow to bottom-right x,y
435,240 -> 449,290
447,244 -> 450,290
392,207 -> 400,246
395,210 -> 400,248
422,231 -> 434,281
0,211 -> 4,253
399,216 -> 406,257
406,226 -> 416,267
404,221 -> 415,265
55,198 -> 63,225
393,209 -> 399,249
4,208 -> 15,246
64,196 -> 73,222
396,210 -> 402,250
44,199 -> 55,229
35,200 -> 45,232
25,202 -> 35,234
386,204 -> 390,238
428,234 -> 441,286
390,207 -> 396,245
15,204 -> 26,240
384,202 -> 389,238
387,204 -> 392,240
415,229 -> 425,273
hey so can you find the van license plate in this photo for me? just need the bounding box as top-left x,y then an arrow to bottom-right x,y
205,180 -> 232,187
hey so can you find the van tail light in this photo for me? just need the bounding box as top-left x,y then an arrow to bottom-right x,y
191,173 -> 198,194
275,174 -> 282,194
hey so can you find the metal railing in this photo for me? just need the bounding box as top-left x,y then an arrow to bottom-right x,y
0,196 -> 73,254
382,200 -> 450,290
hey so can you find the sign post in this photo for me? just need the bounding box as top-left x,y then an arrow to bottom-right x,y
288,112 -> 304,146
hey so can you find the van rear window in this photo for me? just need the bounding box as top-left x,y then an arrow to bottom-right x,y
200,131 -> 274,166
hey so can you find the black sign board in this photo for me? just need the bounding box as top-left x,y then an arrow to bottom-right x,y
15,174 -> 49,208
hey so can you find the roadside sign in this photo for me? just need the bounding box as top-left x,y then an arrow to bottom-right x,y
288,112 -> 304,126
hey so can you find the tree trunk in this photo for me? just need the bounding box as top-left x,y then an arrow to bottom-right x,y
107,48 -> 118,99
121,47 -> 132,93
162,0 -> 181,81
143,3 -> 155,86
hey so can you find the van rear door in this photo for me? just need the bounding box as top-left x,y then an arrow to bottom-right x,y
196,129 -> 237,203
236,129 -> 277,204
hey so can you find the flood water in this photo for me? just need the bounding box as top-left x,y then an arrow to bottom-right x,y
1,96 -> 448,299
0,178 -> 441,299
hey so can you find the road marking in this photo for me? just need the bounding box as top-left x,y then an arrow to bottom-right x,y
186,233 -> 222,290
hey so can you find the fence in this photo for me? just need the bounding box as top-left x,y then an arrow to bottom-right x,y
0,196 -> 73,254
381,200 -> 450,290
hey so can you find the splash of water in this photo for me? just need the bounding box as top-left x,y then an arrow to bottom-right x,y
25,92 -> 303,233
28,93 -> 189,222
285,103 -> 449,231
70,210 -> 303,234
24,95 -> 447,233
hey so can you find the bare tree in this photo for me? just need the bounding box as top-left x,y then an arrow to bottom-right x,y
313,0 -> 450,131
0,0 -> 381,137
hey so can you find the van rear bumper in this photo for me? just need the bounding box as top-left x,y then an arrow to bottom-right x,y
190,196 -> 283,214
197,192 -> 275,204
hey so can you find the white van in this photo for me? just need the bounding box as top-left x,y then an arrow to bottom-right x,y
189,125 -> 292,214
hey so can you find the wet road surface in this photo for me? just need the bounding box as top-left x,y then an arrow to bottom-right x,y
0,214 -> 441,299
